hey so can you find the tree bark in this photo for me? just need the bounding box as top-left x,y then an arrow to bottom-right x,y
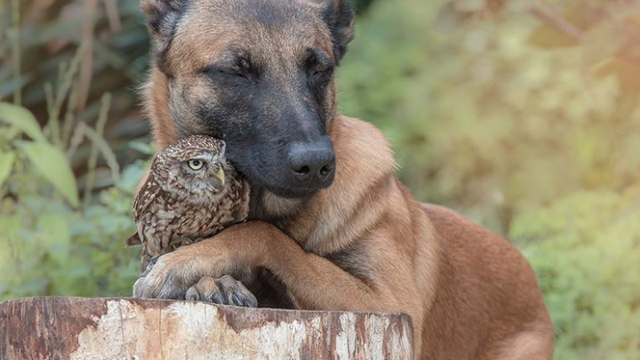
0,297 -> 413,360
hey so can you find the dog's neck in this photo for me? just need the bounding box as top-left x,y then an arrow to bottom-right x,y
248,186 -> 305,222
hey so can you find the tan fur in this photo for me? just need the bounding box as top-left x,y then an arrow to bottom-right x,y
133,0 -> 554,357
141,69 -> 178,149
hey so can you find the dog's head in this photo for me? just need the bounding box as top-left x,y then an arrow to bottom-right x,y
141,0 -> 355,199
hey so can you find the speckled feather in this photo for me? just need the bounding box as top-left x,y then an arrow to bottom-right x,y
127,135 -> 250,272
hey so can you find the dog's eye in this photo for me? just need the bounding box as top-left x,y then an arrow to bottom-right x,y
305,49 -> 334,80
222,69 -> 249,80
203,66 -> 250,81
311,65 -> 334,80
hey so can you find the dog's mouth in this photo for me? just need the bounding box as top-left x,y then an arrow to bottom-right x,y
229,154 -> 333,200
239,165 -> 328,199
263,182 -> 321,199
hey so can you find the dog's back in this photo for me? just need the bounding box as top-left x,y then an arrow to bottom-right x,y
420,203 -> 554,359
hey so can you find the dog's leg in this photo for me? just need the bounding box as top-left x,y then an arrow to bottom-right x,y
134,221 -> 419,302
489,331 -> 554,360
137,222 -> 391,309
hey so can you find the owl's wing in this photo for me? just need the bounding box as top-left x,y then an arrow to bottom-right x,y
133,170 -> 162,222
126,171 -> 162,248
232,179 -> 251,221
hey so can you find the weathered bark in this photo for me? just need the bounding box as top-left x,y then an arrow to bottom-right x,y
0,297 -> 413,360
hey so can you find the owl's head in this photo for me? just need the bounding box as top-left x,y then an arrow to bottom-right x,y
155,135 -> 231,201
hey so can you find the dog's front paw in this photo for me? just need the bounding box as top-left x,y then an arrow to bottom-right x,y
132,252 -> 205,299
185,275 -> 258,307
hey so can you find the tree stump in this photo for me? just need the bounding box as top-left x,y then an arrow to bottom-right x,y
0,297 -> 413,360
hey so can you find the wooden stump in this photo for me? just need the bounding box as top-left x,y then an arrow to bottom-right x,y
0,297 -> 413,360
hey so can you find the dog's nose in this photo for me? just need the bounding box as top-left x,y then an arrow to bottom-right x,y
287,141 -> 336,187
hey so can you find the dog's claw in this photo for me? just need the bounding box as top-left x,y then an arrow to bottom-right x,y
212,293 -> 225,304
185,275 -> 257,307
232,293 -> 243,306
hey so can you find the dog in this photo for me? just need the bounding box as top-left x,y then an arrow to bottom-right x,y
132,0 -> 555,358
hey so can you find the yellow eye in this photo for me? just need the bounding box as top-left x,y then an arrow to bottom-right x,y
188,159 -> 204,170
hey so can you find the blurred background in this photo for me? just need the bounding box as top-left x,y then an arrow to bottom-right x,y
1,0 -> 639,358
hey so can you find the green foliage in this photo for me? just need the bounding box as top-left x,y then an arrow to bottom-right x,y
0,0 -> 150,301
512,190 -> 640,360
0,102 -> 79,206
19,141 -> 80,206
0,102 -> 47,142
338,1 -> 640,358
339,0 -> 640,235
0,0 -> 150,166
0,157 -> 144,299
0,96 -> 145,299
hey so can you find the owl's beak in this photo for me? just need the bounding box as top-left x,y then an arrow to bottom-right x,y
215,168 -> 225,185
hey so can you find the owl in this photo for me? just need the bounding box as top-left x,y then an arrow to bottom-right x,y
126,135 -> 250,272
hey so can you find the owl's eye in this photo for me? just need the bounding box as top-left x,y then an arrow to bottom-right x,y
187,159 -> 205,170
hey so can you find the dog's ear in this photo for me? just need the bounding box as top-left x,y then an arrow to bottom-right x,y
321,0 -> 355,62
140,0 -> 188,58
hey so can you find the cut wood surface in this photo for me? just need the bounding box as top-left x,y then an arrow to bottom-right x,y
0,297 -> 413,360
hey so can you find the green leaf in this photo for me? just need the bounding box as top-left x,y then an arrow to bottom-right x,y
0,103 -> 47,142
80,123 -> 120,183
453,0 -> 485,12
0,151 -> 15,188
38,213 -> 71,265
18,141 -> 79,207
434,3 -> 468,32
0,215 -> 18,265
129,141 -> 155,155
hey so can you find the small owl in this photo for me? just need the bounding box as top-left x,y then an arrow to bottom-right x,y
126,135 -> 250,272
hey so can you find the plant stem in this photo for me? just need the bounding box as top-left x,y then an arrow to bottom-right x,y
527,5 -> 582,41
76,0 -> 98,113
11,0 -> 20,105
82,93 -> 111,209
62,87 -> 79,149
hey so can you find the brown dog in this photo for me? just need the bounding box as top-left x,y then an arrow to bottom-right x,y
133,0 -> 554,358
